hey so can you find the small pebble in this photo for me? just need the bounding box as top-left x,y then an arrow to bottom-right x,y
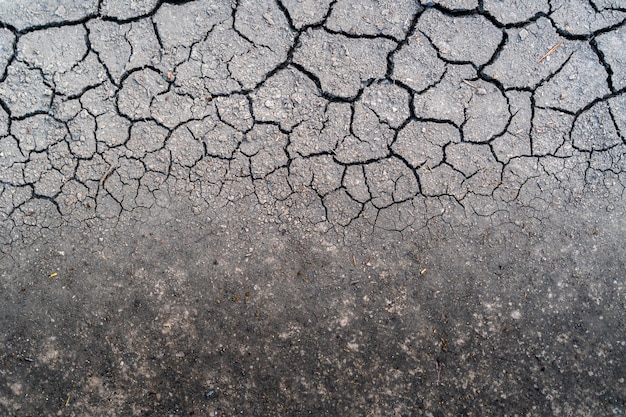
205,388 -> 219,400
518,29 -> 529,41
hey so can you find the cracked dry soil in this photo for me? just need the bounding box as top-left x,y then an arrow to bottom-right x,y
1,0 -> 625,416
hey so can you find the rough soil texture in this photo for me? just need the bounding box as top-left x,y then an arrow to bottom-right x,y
1,0 -> 625,416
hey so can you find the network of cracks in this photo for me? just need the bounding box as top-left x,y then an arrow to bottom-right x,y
0,0 -> 625,246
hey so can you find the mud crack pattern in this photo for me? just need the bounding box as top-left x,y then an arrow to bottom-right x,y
0,0 -> 625,245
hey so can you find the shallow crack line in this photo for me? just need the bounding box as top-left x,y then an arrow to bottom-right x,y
549,15 -> 626,41
12,13 -> 100,36
322,27 -> 399,43
589,37 -> 615,93
290,63 -> 361,103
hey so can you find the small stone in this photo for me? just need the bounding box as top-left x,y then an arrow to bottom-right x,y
54,5 -> 66,17
263,13 -> 275,26
205,388 -> 219,400
518,29 -> 529,41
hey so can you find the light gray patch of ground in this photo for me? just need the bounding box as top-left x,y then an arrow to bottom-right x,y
364,157 -> 419,208
0,106 -> 9,136
342,165 -> 370,203
391,31 -> 446,93
67,109 -> 97,159
588,144 -> 626,186
100,0 -> 159,20
95,111 -> 131,148
88,18 -> 162,85
151,91 -> 212,129
142,149 -> 171,178
153,0 -> 232,50
50,96 -> 82,122
289,102 -> 349,157
0,154 -> 25,187
535,44 -> 611,113
393,120 -> 460,169
177,19 -> 285,93
446,142 -> 502,196
418,8 -> 502,66
550,0 -> 626,36
334,103 -> 394,163
11,197 -> 62,230
117,68 -> 169,120
0,62 -> 53,118
0,0 -> 97,31
462,80 -> 510,143
75,153 -> 108,185
53,52 -> 108,97
215,94 -> 253,132
103,157 -> 144,211
281,0 -> 333,29
87,20 -> 132,84
167,125 -> 204,167
360,81 -> 410,128
126,120 -> 168,158
18,25 -> 88,76
251,67 -> 327,131
289,155 -> 343,197
293,29 -> 395,99
187,115 -> 244,159
79,82 -> 118,118
595,24 -> 626,90
0,29 -> 15,79
483,0 -> 549,24
322,188 -> 362,226
483,18 -> 578,89
593,0 -> 626,8
22,152 -> 60,198
491,91 -> 533,163
572,100 -> 623,152
240,124 -> 289,179
0,182 -> 31,215
374,198 -> 419,231
11,114 -> 68,154
173,22 -> 245,97
234,0 -> 294,50
419,162 -> 467,198
325,0 -> 420,41
254,166 -> 293,204
125,19 -> 162,72
412,64 -> 475,126
531,107 -> 576,156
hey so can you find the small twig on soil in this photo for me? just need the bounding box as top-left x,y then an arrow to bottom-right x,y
435,360 -> 442,385
538,41 -> 564,63
99,164 -> 115,188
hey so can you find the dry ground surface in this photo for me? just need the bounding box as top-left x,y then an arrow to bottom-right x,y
1,0 -> 625,416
